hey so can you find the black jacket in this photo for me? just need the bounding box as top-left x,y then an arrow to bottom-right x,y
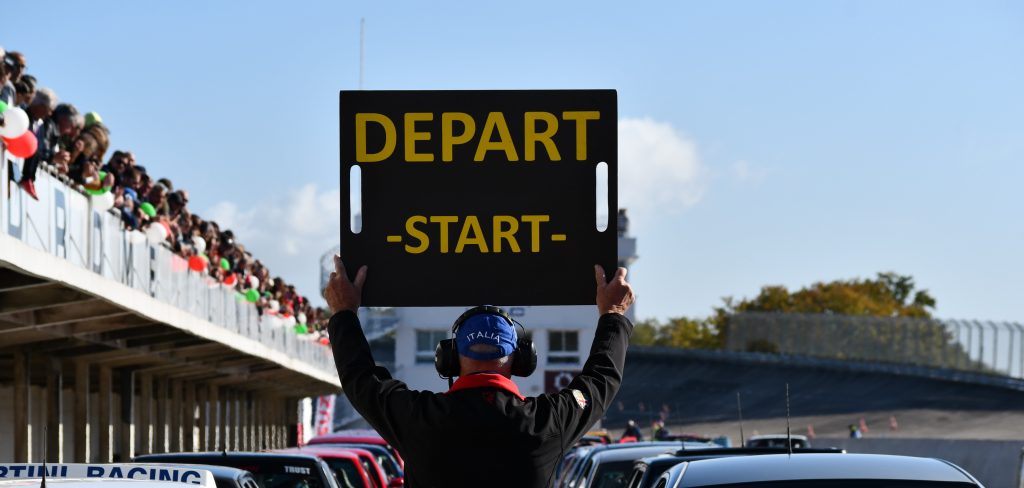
328,310 -> 633,488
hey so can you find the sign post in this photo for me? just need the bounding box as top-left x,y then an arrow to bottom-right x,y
340,90 -> 617,306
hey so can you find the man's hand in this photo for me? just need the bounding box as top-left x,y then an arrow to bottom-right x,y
323,255 -> 367,314
595,265 -> 635,316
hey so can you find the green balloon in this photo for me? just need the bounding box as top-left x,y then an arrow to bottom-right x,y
139,202 -> 156,217
0,100 -> 7,113
245,289 -> 260,303
294,323 -> 309,335
220,258 -> 230,271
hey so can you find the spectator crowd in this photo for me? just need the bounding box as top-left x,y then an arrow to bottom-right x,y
1,46 -> 330,342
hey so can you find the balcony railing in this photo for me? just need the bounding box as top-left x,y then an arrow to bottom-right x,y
1,148 -> 335,375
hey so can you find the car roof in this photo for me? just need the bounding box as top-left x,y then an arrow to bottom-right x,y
309,430 -> 386,444
276,447 -> 363,460
677,453 -> 976,486
592,446 -> 681,463
136,452 -> 324,464
747,434 -> 808,440
139,463 -> 250,479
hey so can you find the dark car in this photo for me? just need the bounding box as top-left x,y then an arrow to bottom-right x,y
652,453 -> 983,488
560,442 -> 718,488
625,447 -> 845,488
134,452 -> 340,488
302,443 -> 403,485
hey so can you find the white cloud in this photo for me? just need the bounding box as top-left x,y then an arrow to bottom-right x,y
618,118 -> 705,229
206,183 -> 341,302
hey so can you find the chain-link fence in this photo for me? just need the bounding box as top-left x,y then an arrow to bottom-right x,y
725,312 -> 1024,379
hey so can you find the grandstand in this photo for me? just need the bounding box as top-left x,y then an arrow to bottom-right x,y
0,51 -> 338,463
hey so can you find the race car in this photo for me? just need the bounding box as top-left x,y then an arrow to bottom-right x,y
0,463 -> 216,487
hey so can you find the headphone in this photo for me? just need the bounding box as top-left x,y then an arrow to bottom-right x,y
434,305 -> 538,381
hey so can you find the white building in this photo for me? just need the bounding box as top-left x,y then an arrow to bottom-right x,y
320,210 -> 637,421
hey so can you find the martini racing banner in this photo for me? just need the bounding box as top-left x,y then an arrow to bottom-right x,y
340,90 -> 617,306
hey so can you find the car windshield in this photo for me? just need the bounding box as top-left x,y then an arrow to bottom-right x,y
323,459 -> 367,488
593,460 -> 637,488
692,481 -> 979,488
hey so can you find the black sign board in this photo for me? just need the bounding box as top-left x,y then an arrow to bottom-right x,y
339,90 -> 617,306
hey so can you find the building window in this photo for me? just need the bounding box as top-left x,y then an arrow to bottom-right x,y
548,330 -> 580,364
415,330 -> 449,364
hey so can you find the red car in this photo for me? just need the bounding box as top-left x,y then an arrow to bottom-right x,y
276,447 -> 376,488
308,429 -> 405,470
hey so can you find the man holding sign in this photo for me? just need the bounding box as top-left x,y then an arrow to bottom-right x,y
324,257 -> 635,488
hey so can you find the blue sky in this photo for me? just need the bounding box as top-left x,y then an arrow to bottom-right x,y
6,0 -> 1022,322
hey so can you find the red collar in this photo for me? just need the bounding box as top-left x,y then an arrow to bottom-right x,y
446,373 -> 525,401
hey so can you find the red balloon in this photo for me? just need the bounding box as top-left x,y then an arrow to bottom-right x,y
188,255 -> 206,273
2,131 -> 38,158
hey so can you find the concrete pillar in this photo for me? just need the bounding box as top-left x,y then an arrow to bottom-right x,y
13,352 -> 29,462
248,393 -> 256,450
46,359 -> 62,462
138,374 -> 152,455
239,391 -> 248,450
117,369 -> 133,461
170,380 -> 182,452
73,361 -> 90,462
183,383 -> 195,451
197,385 -> 208,451
155,377 -> 167,453
209,385 -> 221,451
97,365 -> 112,462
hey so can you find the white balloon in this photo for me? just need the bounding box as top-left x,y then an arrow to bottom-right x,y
0,107 -> 30,138
283,315 -> 297,328
91,191 -> 115,211
248,276 -> 260,288
192,236 -> 207,254
297,313 -> 308,324
145,223 -> 167,243
268,300 -> 280,311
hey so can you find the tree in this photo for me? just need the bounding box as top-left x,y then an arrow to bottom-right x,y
637,272 -> 940,352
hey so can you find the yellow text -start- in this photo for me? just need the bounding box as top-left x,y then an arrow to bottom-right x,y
354,111 -> 601,163
387,215 -> 566,254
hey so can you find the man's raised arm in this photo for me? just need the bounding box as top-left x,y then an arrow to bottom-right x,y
553,265 -> 636,444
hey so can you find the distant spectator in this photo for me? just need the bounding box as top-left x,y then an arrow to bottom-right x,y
0,53 -> 14,105
622,419 -> 643,442
147,184 -> 169,213
68,112 -> 110,175
5,51 -> 26,83
168,190 -> 189,219
17,88 -> 62,200
102,150 -> 130,187
848,424 -> 862,439
14,74 -> 35,107
158,177 -> 174,191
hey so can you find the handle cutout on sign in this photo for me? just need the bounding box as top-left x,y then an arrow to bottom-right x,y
350,165 -> 362,234
595,161 -> 609,232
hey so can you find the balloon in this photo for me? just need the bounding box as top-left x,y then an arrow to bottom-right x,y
188,255 -> 206,273
160,221 -> 173,238
2,130 -> 37,158
247,275 -> 259,288
0,100 -> 7,113
294,323 -> 309,335
139,202 -> 157,217
219,258 -> 230,271
245,289 -> 260,303
297,312 -> 308,324
192,236 -> 206,254
268,299 -> 280,311
91,191 -> 115,211
223,273 -> 237,286
0,107 -> 29,138
145,223 -> 167,243
282,314 -> 297,328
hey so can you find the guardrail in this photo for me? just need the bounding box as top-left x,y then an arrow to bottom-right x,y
725,312 -> 1024,379
1,148 -> 335,375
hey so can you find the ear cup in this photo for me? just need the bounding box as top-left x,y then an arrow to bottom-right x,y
434,339 -> 460,378
511,337 -> 537,377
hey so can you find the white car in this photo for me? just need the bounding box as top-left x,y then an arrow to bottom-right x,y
0,464 -> 215,487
